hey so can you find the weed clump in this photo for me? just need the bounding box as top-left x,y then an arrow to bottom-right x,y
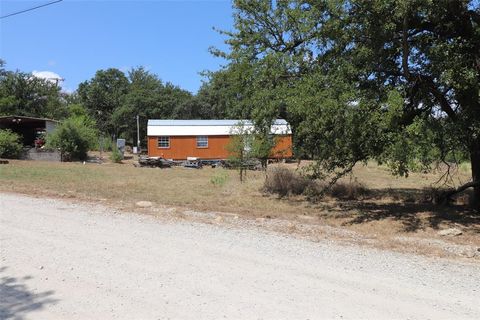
210,170 -> 229,187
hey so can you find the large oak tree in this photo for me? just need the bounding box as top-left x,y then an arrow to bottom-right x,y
221,0 -> 480,207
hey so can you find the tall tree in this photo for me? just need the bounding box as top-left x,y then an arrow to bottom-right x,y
222,0 -> 480,207
0,66 -> 66,119
77,68 -> 129,138
196,67 -> 255,119
111,67 -> 164,146
109,67 -> 196,145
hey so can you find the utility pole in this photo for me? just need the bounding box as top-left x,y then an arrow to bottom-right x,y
136,115 -> 140,153
47,77 -> 64,87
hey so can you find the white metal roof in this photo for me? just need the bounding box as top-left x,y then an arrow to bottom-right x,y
147,119 -> 291,136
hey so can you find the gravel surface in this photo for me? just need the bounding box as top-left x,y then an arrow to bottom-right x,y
1,193 -> 479,319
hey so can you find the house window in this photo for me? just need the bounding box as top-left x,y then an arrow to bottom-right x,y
196,136 -> 208,148
157,136 -> 170,148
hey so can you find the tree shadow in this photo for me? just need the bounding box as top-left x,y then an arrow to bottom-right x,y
0,266 -> 58,320
337,188 -> 480,233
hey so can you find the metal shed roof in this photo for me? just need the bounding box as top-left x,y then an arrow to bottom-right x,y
147,119 -> 291,136
0,115 -> 60,124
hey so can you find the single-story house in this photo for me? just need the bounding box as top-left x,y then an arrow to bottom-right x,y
147,119 -> 293,160
0,115 -> 58,147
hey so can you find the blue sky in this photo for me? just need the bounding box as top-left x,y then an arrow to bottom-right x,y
0,0 -> 234,93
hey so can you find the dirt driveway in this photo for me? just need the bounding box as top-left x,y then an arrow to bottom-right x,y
1,193 -> 479,319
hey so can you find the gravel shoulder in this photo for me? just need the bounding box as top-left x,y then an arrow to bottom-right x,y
1,193 -> 479,319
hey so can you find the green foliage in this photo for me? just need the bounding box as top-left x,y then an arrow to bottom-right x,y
46,116 -> 97,161
228,123 -> 275,161
226,122 -> 274,181
226,123 -> 254,182
250,133 -> 275,168
110,147 -> 123,163
66,104 -> 98,132
459,162 -> 471,174
99,138 -> 115,152
196,67 -> 254,119
77,68 -> 129,137
210,170 -> 229,187
67,103 -> 89,118
78,67 -> 199,146
0,64 -> 67,119
0,129 -> 22,159
220,0 -> 480,203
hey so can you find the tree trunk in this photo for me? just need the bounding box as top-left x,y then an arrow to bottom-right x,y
471,140 -> 480,210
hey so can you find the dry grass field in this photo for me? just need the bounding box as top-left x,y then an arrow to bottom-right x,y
1,155 -> 479,259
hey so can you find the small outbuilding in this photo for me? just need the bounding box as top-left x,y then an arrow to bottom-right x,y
147,119 -> 293,160
0,115 -> 59,147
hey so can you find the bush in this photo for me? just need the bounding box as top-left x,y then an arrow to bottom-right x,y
110,147 -> 123,163
264,167 -> 370,200
210,170 -> 229,187
46,117 -> 97,161
264,167 -> 310,197
0,129 -> 22,159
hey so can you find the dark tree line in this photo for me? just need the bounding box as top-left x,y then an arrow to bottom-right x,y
0,61 -> 246,147
75,67 -> 237,145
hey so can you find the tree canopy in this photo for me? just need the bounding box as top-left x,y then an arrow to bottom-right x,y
0,60 -> 67,119
217,0 -> 480,206
0,61 -> 230,149
77,67 -> 216,145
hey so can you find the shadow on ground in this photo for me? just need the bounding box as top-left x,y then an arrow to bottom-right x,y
328,188 -> 480,233
0,266 -> 57,320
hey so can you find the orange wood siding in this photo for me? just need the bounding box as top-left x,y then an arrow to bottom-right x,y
148,135 -> 293,160
271,135 -> 293,158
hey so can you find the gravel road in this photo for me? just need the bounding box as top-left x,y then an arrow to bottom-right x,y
1,193 -> 479,319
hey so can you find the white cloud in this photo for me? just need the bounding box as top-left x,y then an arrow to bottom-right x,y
32,70 -> 64,84
31,70 -> 72,93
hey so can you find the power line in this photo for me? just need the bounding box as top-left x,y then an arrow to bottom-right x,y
0,0 -> 63,20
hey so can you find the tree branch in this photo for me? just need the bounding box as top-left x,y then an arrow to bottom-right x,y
418,75 -> 457,120
437,180 -> 480,205
402,14 -> 411,79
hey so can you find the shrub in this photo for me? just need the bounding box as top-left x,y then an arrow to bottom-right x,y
110,147 -> 123,163
264,167 -> 310,197
46,116 -> 97,161
0,129 -> 22,159
264,167 -> 370,200
210,170 -> 229,187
